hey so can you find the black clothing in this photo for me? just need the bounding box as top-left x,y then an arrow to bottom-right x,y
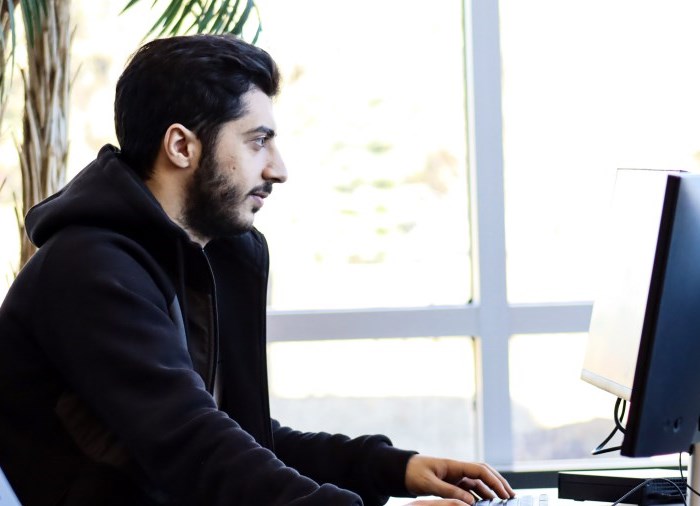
0,145 -> 416,505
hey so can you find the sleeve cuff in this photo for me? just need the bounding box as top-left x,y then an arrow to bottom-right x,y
368,443 -> 418,498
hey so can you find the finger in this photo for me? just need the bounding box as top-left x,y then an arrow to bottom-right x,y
480,463 -> 516,497
470,479 -> 500,501
426,477 -> 478,505
457,478 -> 495,500
456,463 -> 512,499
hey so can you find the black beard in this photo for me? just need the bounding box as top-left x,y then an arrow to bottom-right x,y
182,150 -> 251,240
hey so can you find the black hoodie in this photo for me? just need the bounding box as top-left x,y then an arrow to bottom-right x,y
0,145 -> 416,505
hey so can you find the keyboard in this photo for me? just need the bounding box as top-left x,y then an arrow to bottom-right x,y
476,494 -> 548,506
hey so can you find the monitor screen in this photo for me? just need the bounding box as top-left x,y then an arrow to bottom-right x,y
582,168 -> 700,458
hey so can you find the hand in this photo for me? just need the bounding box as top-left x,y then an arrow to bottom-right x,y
404,455 -> 515,505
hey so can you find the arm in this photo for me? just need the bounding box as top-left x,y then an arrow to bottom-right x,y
272,420 -> 514,506
272,420 -> 417,506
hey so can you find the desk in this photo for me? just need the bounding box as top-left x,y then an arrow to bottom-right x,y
385,488 -> 684,505
513,489 -> 603,505
384,490 -> 558,506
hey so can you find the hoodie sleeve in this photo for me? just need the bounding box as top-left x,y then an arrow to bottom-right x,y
30,228 -> 363,505
272,420 -> 418,506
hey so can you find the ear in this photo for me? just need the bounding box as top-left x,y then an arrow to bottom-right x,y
162,123 -> 201,170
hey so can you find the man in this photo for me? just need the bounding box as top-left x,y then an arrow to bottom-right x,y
0,35 -> 514,505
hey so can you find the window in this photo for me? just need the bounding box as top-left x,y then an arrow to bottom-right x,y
255,0 -> 471,310
498,0 -> 700,466
501,0 -> 700,304
269,337 -> 477,459
265,0 -> 700,470
257,0 -> 480,466
509,334 -> 614,461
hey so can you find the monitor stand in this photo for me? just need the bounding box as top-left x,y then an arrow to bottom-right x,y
691,444 -> 700,506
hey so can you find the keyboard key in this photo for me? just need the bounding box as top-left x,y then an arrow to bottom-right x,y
475,494 -> 547,506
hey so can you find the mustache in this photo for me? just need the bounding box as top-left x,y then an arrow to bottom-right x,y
248,182 -> 274,196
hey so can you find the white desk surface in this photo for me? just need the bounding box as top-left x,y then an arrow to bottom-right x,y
386,488 -> 685,506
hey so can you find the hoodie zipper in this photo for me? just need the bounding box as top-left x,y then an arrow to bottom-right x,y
201,250 -> 220,395
258,237 -> 274,450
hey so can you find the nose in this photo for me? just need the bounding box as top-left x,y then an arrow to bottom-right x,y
264,148 -> 288,184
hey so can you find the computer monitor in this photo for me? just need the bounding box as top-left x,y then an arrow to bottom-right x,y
582,168 -> 700,504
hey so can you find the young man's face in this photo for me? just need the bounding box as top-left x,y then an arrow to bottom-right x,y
183,88 -> 287,239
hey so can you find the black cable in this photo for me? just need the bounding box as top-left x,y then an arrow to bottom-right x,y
592,444 -> 622,456
611,478 -> 687,506
592,397 -> 626,455
614,397 -> 627,434
590,404 -> 696,505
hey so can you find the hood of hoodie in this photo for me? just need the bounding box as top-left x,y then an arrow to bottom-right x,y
26,144 -> 191,251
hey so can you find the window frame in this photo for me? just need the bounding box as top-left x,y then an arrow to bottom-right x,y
266,0 -> 593,469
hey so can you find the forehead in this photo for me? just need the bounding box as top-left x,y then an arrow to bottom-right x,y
233,88 -> 276,131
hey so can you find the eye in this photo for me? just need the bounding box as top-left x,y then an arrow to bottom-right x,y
253,136 -> 268,148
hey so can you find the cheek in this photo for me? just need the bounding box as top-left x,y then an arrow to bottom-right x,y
236,155 -> 266,183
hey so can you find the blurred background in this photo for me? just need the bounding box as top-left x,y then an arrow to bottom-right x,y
2,0 -> 700,490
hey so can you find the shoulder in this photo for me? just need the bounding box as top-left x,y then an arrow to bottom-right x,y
40,225 -> 157,262
23,225 -> 177,307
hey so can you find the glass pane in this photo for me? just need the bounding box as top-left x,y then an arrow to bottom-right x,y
268,337 -> 477,460
255,0 -> 472,310
509,333 -> 620,462
500,0 -> 700,303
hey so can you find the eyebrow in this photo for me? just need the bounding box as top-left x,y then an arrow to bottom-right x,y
244,126 -> 276,138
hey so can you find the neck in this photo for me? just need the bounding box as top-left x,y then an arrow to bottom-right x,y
144,172 -> 210,247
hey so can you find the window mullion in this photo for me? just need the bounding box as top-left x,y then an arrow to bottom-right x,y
465,0 -> 513,467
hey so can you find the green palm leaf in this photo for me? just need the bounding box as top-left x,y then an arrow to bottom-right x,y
0,0 -> 48,103
18,0 -> 46,45
121,0 -> 262,41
